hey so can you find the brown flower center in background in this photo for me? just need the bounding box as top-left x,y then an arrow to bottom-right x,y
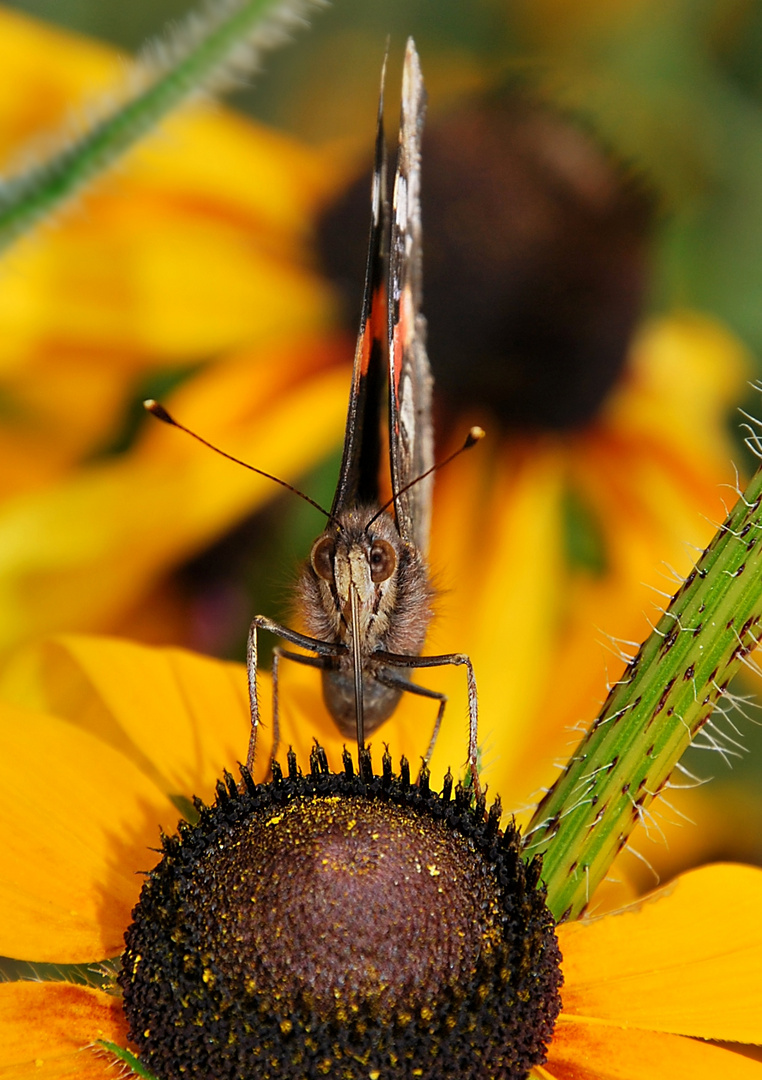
318,94 -> 654,431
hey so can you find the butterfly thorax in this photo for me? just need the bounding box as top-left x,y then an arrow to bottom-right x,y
297,506 -> 434,737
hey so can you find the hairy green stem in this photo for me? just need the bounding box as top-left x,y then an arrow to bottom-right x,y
0,0 -> 323,251
97,1042 -> 161,1080
527,464 -> 762,920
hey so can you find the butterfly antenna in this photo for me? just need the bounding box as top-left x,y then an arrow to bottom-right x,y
144,400 -> 331,519
365,426 -> 485,531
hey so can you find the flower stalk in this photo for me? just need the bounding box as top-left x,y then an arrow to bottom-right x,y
0,0 -> 324,252
526,462 -> 762,920
98,1042 -> 160,1080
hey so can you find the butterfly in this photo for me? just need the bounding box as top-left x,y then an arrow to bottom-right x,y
146,40 -> 482,788
245,39 -> 482,786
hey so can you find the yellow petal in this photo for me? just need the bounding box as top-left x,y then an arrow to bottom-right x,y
605,313 -> 749,462
0,10 -> 118,154
557,864 -> 762,1042
0,982 -> 128,1078
0,355 -> 139,500
1,634 -> 255,804
0,701 -> 177,963
0,168 -> 329,367
538,1017 -> 762,1080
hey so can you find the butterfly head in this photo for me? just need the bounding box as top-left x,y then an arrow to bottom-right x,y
305,508 -> 407,653
297,503 -> 429,660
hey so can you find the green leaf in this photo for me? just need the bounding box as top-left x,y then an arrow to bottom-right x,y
0,0 -> 325,252
526,457 -> 762,921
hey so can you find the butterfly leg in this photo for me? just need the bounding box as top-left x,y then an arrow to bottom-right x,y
246,615 -> 344,773
376,649 -> 481,798
246,617 -> 264,773
270,647 -> 281,769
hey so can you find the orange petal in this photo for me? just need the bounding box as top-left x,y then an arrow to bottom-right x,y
0,701 -> 177,963
538,1016 -> 762,1080
428,436 -> 567,796
0,982 -> 129,1078
557,864 -> 762,1043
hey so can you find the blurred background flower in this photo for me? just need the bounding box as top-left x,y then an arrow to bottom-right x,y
1,0 -> 762,899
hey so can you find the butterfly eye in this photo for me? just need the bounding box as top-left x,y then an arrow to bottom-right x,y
369,539 -> 397,583
311,536 -> 336,582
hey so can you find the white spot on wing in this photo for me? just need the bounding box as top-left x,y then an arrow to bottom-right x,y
399,371 -> 415,445
371,170 -> 381,225
395,175 -> 408,225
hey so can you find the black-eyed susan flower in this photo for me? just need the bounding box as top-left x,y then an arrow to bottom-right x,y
1,6 -> 761,1076
0,635 -> 761,1078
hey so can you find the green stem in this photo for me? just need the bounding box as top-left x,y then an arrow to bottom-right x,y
0,0 -> 322,252
527,465 -> 762,921
96,1041 -> 161,1080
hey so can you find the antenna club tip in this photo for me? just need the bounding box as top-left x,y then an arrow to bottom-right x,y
144,399 -> 174,424
465,426 -> 486,448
